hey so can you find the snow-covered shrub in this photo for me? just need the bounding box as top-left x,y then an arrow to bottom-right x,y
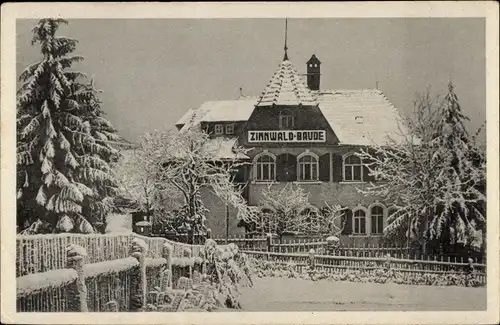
143,241 -> 252,312
249,257 -> 484,287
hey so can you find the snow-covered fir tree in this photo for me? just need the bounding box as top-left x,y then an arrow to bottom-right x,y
17,19 -> 121,234
358,83 -> 486,255
427,82 -> 486,251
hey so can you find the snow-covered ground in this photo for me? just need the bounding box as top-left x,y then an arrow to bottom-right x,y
238,277 -> 486,311
105,213 -> 132,233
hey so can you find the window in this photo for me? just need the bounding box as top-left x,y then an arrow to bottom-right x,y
225,123 -> 234,135
298,153 -> 319,181
279,113 -> 295,129
214,124 -> 224,135
353,209 -> 366,234
371,206 -> 384,235
255,153 -> 275,181
343,154 -> 363,182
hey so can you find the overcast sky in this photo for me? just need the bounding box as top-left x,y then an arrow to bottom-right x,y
16,18 -> 486,143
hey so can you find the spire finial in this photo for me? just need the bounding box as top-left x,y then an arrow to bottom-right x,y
283,18 -> 289,61
237,87 -> 246,99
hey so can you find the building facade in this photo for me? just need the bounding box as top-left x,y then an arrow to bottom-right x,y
176,53 -> 405,245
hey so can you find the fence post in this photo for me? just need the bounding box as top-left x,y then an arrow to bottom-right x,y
162,242 -> 173,288
130,238 -> 148,311
183,247 -> 193,279
266,233 -> 272,252
265,233 -> 273,260
384,253 -> 392,270
66,244 -> 88,312
308,249 -> 316,270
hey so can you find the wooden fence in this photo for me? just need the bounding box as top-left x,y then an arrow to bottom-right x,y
16,233 -> 204,277
244,250 -> 487,285
16,233 -> 218,312
213,235 -> 485,264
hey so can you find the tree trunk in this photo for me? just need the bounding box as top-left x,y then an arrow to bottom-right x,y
422,213 -> 429,255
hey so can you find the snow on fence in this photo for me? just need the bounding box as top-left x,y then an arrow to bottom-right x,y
16,233 -> 218,312
16,233 -> 205,277
213,235 -> 268,251
214,235 -> 484,263
244,250 -> 487,285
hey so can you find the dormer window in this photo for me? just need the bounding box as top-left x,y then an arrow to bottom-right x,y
214,124 -> 224,135
279,112 -> 295,129
225,123 -> 234,135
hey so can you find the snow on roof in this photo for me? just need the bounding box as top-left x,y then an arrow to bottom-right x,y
318,89 -> 406,146
198,98 -> 257,122
256,59 -> 317,107
176,97 -> 257,129
176,108 -> 197,127
175,89 -> 406,146
135,220 -> 152,226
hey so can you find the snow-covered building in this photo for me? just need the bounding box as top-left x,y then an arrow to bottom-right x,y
176,52 -> 405,245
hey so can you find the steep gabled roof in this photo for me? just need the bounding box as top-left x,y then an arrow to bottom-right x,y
307,54 -> 321,64
175,108 -> 197,128
176,97 -> 257,130
199,98 -> 257,122
256,59 -> 317,107
175,90 -> 406,146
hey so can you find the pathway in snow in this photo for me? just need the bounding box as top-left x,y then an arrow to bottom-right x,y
238,277 -> 486,311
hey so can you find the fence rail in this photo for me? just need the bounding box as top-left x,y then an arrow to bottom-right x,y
16,233 -> 206,277
16,233 -> 224,312
244,250 -> 487,285
213,235 -> 485,263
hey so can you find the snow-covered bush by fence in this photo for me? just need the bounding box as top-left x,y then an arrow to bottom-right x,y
249,257 -> 484,288
143,239 -> 253,312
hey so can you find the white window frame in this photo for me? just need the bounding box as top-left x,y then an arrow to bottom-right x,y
225,123 -> 235,135
297,151 -> 319,181
214,124 -> 224,135
279,112 -> 295,129
253,151 -> 276,182
343,153 -> 364,182
352,207 -> 367,235
369,204 -> 385,235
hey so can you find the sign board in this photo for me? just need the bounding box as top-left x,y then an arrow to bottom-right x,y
248,130 -> 326,143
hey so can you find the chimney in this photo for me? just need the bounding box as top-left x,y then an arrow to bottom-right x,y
306,54 -> 321,91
